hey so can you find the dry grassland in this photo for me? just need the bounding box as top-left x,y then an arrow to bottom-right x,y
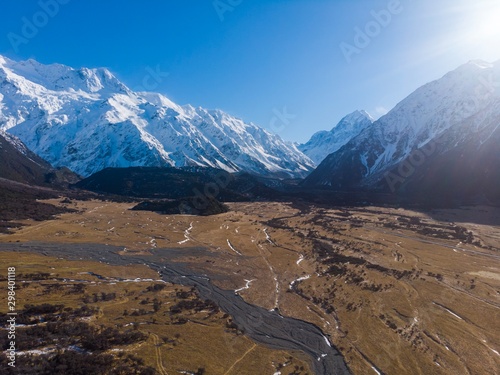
1,198 -> 499,374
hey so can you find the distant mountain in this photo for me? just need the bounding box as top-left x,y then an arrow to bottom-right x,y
304,60 -> 500,205
299,110 -> 373,164
0,130 -> 79,187
0,55 -> 314,178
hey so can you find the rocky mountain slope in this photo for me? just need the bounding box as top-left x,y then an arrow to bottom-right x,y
0,130 -> 78,187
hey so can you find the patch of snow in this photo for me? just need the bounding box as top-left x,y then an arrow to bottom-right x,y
235,279 -> 255,294
227,239 -> 242,255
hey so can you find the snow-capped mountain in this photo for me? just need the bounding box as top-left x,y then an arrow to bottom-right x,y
0,55 -> 314,177
299,110 -> 373,164
304,60 -> 500,203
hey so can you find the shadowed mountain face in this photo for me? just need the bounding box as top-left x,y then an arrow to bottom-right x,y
0,130 -> 53,185
0,132 -> 81,233
303,60 -> 500,206
382,111 -> 500,205
0,131 -> 79,187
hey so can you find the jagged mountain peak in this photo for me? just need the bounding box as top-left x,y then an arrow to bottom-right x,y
299,109 -> 373,165
332,110 -> 373,131
0,54 -> 129,94
372,59 -> 500,145
461,59 -> 495,70
136,91 -> 182,113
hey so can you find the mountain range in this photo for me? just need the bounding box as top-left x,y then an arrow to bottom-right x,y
0,55 -> 314,178
1,55 -> 499,205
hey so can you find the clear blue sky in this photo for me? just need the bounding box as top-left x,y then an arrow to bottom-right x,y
1,0 -> 500,143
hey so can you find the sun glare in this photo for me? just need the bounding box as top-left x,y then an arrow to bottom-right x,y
447,0 -> 500,60
467,0 -> 500,41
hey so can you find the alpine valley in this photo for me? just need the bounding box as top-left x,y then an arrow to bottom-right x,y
0,55 -> 499,375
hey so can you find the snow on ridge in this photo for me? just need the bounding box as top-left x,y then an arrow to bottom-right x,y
299,110 -> 374,164
0,129 -> 29,155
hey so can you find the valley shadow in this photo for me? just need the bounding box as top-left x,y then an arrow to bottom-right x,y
279,187 -> 500,226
